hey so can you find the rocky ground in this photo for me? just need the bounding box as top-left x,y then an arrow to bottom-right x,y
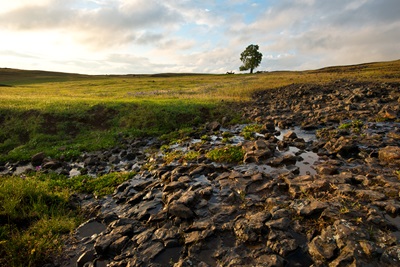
5,80 -> 400,266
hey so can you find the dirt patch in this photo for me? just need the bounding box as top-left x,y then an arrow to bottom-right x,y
87,104 -> 118,130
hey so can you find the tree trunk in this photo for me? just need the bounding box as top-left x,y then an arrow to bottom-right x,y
250,68 -> 254,74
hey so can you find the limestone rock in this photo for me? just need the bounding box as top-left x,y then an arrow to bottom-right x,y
168,202 -> 195,219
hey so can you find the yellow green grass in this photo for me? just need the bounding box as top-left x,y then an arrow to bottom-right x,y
1,60 -> 400,162
0,172 -> 135,267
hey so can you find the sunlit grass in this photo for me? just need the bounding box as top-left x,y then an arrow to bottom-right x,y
0,171 -> 136,267
2,60 -> 398,110
0,60 -> 399,162
0,176 -> 80,267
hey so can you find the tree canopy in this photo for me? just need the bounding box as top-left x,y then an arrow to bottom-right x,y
239,44 -> 263,74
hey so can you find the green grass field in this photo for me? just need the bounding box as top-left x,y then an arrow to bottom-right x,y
0,60 -> 400,266
1,60 -> 399,163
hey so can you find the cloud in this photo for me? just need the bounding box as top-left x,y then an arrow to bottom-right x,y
231,0 -> 400,71
0,0 -> 400,74
0,0 -> 183,49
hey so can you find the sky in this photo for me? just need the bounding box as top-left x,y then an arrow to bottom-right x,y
0,0 -> 399,74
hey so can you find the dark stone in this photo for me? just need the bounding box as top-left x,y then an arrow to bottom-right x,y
42,160 -> 61,170
94,234 -> 120,255
298,200 -> 328,216
168,203 -> 195,219
109,235 -> 130,255
142,241 -> 165,261
76,249 -> 96,267
31,152 -> 45,166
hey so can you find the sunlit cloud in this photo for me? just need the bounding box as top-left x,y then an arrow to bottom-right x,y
0,0 -> 399,74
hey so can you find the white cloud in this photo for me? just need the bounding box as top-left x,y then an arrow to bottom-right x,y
0,0 -> 399,74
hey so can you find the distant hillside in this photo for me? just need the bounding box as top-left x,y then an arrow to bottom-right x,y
0,68 -> 90,86
309,59 -> 400,74
1,59 -> 400,85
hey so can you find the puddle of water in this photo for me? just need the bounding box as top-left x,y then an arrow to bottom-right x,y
77,220 -> 107,238
281,147 -> 319,175
295,151 -> 318,175
147,202 -> 163,215
235,149 -> 317,176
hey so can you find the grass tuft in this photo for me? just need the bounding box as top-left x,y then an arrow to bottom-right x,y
0,176 -> 80,267
206,146 -> 244,163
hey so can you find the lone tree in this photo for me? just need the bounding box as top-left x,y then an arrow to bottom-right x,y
239,44 -> 262,74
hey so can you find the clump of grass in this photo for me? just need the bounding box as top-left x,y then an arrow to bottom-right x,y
201,134 -> 211,141
163,151 -> 183,164
0,171 -> 136,266
46,172 -> 136,198
184,150 -> 201,161
206,145 -> 244,163
338,120 -> 364,132
0,176 -> 81,267
241,124 -> 263,140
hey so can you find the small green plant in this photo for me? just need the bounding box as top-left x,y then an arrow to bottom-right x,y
351,120 -> 363,128
338,123 -> 351,129
238,189 -> 246,202
206,145 -> 244,163
163,150 -> 183,164
46,172 -> 136,198
338,120 -> 364,132
201,134 -> 211,141
183,150 -> 201,161
222,131 -> 233,138
160,144 -> 170,151
241,124 -> 263,140
222,137 -> 232,143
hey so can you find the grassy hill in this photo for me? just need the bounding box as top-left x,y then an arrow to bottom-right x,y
0,60 -> 400,163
